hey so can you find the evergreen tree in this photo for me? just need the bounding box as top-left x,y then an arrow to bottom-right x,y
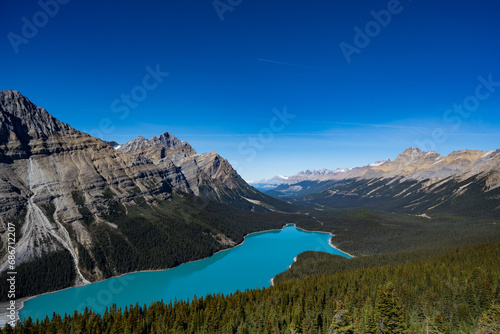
330,301 -> 355,334
375,282 -> 407,334
476,303 -> 500,334
1,325 -> 13,334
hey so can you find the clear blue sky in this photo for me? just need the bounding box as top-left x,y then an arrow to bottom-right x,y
1,0 -> 499,181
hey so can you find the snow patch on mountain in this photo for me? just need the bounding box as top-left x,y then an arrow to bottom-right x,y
367,159 -> 390,167
481,150 -> 495,158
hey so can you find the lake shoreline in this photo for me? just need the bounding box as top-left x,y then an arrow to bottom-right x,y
329,237 -> 355,258
8,223 -> 351,325
290,224 -> 355,258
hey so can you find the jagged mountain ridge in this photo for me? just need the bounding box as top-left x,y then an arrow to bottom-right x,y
267,147 -> 500,217
0,91 -> 172,226
270,159 -> 391,186
117,133 -> 191,156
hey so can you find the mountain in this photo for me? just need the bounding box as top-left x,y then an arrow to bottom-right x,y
249,175 -> 289,191
115,133 -> 292,211
267,147 -> 500,218
271,159 -> 391,186
0,90 -> 299,300
116,133 -> 243,198
251,160 -> 390,192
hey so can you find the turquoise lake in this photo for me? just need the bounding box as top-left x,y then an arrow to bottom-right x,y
20,225 -> 351,321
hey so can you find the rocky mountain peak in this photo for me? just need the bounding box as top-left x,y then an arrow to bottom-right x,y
118,132 -> 196,155
0,90 -> 76,141
0,90 -> 23,103
253,175 -> 289,184
393,147 -> 441,164
150,132 -> 184,149
405,147 -> 421,152
299,168 -> 331,176
398,147 -> 421,157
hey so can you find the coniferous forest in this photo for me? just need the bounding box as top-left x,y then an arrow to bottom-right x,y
3,242 -> 499,333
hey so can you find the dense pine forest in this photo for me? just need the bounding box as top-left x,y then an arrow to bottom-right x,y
3,243 -> 499,333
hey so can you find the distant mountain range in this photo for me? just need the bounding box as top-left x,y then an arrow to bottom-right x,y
265,147 -> 500,217
249,175 -> 289,191
251,158 -> 392,190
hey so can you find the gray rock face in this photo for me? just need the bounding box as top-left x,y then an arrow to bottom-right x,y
0,90 -> 75,140
117,133 -> 251,201
118,132 -> 187,154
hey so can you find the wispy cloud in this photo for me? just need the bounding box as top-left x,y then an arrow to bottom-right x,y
302,120 -> 429,130
176,133 -> 367,137
446,133 -> 500,136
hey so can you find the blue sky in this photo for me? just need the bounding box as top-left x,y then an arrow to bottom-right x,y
1,0 -> 500,181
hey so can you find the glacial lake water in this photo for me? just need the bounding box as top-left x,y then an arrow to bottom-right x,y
20,225 -> 351,321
